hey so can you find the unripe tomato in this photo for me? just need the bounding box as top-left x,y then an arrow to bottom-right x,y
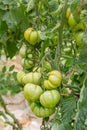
68,13 -> 77,28
43,61 -> 52,72
19,45 -> 26,58
44,80 -> 57,89
48,70 -> 62,86
30,102 -> 55,118
66,8 -> 71,19
21,58 -> 34,69
40,90 -> 60,108
24,83 -> 43,101
24,28 -> 33,42
22,72 -> 41,85
74,32 -> 84,46
29,31 -> 41,45
17,71 -> 25,85
29,31 -> 38,45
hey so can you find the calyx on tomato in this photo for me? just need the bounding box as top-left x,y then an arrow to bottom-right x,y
40,90 -> 60,108
30,102 -> 55,118
22,72 -> 41,85
24,83 -> 43,101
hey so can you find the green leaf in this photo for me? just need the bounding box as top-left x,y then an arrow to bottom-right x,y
26,0 -> 35,12
9,65 -> 15,71
61,95 -> 76,123
75,85 -> 87,130
51,122 -> 72,130
2,66 -> 6,73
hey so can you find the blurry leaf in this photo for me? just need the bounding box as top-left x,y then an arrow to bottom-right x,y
75,85 -> 87,130
26,0 -> 35,12
9,65 -> 15,71
6,39 -> 18,58
51,122 -> 72,130
61,95 -> 76,123
2,66 -> 6,73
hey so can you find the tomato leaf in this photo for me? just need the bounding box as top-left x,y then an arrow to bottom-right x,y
75,85 -> 87,130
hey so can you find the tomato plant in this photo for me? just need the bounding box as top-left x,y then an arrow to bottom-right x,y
0,0 -> 87,130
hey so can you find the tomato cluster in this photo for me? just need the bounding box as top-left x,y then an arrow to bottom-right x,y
66,8 -> 86,47
17,70 -> 62,118
24,28 -> 41,46
19,45 -> 34,70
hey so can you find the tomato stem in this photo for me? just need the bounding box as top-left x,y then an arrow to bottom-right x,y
54,0 -> 68,70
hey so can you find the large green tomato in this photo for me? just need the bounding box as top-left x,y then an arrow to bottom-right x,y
40,90 -> 60,108
22,72 -> 41,85
24,83 -> 43,101
17,71 -> 25,85
44,80 -> 57,90
30,102 -> 55,118
74,32 -> 84,46
44,70 -> 62,89
49,72 -> 62,86
19,45 -> 26,58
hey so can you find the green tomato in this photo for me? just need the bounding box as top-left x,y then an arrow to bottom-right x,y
68,13 -> 77,28
40,90 -> 60,108
29,31 -> 41,45
49,70 -> 62,86
29,31 -> 38,45
24,28 -> 33,42
66,8 -> 71,19
24,83 -> 43,101
74,32 -> 84,46
43,61 -> 52,72
44,80 -> 58,90
21,58 -> 34,69
17,71 -> 25,85
19,45 -> 26,58
30,102 -> 55,118
22,72 -> 41,85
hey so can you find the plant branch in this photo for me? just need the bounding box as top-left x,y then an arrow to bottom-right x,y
54,0 -> 68,70
0,95 -> 22,130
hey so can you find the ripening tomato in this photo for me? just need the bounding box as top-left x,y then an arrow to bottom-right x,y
40,90 -> 60,108
66,8 -> 71,19
22,72 -> 41,85
30,102 -> 55,118
24,28 -> 33,43
24,83 -> 43,101
24,28 -> 41,45
17,71 -> 25,85
68,13 -> 77,28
